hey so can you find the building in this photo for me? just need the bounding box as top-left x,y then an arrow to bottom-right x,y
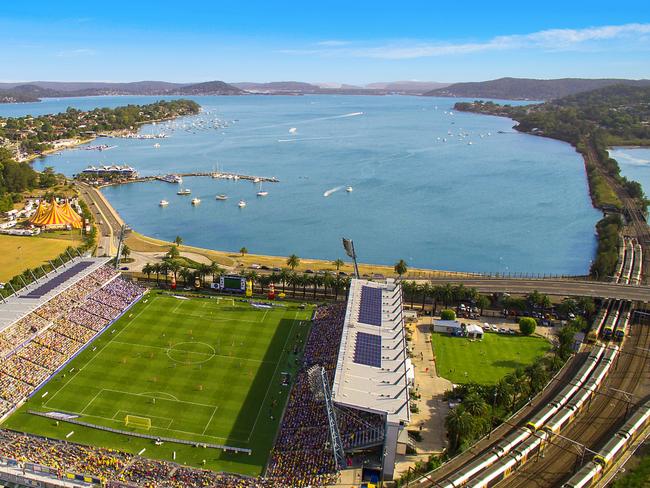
332,278 -> 410,480
433,319 -> 464,335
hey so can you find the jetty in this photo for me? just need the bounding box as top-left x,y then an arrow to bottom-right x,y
97,171 -> 279,188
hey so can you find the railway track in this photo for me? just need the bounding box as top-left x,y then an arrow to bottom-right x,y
497,323 -> 649,487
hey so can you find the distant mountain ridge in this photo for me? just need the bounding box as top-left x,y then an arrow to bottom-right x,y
424,77 -> 650,100
365,81 -> 450,93
0,80 -> 244,102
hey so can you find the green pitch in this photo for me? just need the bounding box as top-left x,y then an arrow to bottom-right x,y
431,332 -> 550,385
3,293 -> 314,476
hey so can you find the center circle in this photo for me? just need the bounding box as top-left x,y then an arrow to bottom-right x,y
166,341 -> 216,364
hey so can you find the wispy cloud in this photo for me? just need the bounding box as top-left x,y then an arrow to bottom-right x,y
280,23 -> 650,59
56,48 -> 95,58
316,40 -> 350,47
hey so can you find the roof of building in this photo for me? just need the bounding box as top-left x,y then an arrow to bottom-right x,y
434,319 -> 463,329
332,278 -> 410,424
0,257 -> 111,333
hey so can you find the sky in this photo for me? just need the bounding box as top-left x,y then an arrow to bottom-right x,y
1,0 -> 650,84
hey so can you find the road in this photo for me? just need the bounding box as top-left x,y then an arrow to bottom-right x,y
77,182 -> 123,257
426,277 -> 650,302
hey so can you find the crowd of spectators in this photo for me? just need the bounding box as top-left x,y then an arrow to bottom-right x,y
0,266 -> 144,421
265,304 -> 347,487
0,292 -> 385,488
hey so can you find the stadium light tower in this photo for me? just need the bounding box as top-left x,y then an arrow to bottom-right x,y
341,238 -> 360,279
307,365 -> 346,469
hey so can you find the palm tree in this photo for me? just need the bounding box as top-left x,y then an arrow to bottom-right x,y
525,362 -> 549,393
332,276 -> 344,301
278,269 -> 289,293
159,262 -> 170,284
440,283 -> 454,307
287,254 -> 300,271
394,259 -> 408,277
419,282 -> 431,311
239,247 -> 248,257
259,274 -> 271,294
174,235 -> 183,246
152,263 -> 162,285
476,295 -> 490,315
167,245 -> 180,260
142,263 -> 153,281
167,261 -> 181,281
286,272 -> 299,297
247,271 -> 260,293
121,244 -> 131,260
401,281 -> 417,308
463,392 -> 489,417
179,267 -> 192,286
445,406 -> 475,453
322,272 -> 334,299
311,274 -> 324,299
332,259 -> 345,271
196,264 -> 212,286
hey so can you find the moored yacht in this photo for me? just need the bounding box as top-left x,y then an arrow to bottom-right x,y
215,194 -> 228,201
238,200 -> 247,208
346,186 -> 353,192
177,189 -> 191,195
191,197 -> 201,205
159,200 -> 169,206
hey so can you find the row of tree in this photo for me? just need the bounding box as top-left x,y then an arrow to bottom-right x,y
0,148 -> 58,212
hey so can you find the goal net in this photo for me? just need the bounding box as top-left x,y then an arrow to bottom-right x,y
125,415 -> 152,430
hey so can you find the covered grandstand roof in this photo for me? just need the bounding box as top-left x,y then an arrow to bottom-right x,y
332,279 -> 410,424
0,257 -> 111,333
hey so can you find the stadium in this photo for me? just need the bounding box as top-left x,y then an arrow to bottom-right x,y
0,256 -> 411,487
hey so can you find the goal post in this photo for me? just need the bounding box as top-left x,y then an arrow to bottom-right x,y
124,415 -> 152,430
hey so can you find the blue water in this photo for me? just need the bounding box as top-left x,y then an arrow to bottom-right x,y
17,95 -> 600,273
609,147 -> 650,221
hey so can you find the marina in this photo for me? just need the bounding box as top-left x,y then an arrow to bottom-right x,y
32,94 -> 599,274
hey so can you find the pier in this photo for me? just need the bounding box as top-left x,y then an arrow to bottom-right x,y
91,171 -> 279,188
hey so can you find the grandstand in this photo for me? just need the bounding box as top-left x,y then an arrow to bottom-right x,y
332,278 -> 411,480
0,258 -> 144,423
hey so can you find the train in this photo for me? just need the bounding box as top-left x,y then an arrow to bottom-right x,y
562,399 -> 650,487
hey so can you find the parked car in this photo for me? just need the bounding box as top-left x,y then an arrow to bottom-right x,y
250,264 -> 261,269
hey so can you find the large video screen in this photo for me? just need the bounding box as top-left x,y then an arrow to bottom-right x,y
221,275 -> 245,292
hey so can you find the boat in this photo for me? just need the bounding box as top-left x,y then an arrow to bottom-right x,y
159,200 -> 169,207
177,189 -> 191,195
191,198 -> 201,205
153,143 -> 160,148
256,182 -> 268,197
289,127 -> 297,134
215,194 -> 228,201
238,200 -> 247,208
346,186 -> 353,192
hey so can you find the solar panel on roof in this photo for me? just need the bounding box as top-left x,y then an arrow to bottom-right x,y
20,261 -> 94,299
358,286 -> 382,326
354,331 -> 381,367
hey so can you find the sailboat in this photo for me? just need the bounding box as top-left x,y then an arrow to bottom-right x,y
256,182 -> 268,197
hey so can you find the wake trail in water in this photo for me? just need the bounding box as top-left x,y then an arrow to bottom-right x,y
323,186 -> 344,197
241,112 -> 364,132
615,152 -> 650,165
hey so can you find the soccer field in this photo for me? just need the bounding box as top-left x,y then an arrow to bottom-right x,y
3,292 -> 314,476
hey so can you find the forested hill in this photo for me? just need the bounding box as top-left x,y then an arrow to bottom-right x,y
424,77 -> 650,101
455,84 -> 650,146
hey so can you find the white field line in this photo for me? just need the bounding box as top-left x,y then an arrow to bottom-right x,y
43,299 -> 152,409
110,340 -> 274,364
246,311 -> 300,443
202,406 -> 219,435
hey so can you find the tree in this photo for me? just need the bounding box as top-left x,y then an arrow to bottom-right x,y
401,281 -> 417,308
519,317 -> 536,336
311,274 -> 324,299
394,259 -> 408,277
167,260 -> 181,281
445,406 -> 475,453
174,235 -> 183,246
121,244 -> 131,260
152,263 -> 161,284
419,282 -> 431,311
167,245 -> 180,260
332,259 -> 345,271
476,295 -> 490,315
440,309 -> 456,321
287,254 -> 300,271
239,247 -> 248,257
142,263 -> 153,281
209,262 -> 223,283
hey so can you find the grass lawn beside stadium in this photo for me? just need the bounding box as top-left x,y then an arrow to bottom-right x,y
0,233 -> 82,281
2,293 -> 314,476
431,332 -> 551,385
